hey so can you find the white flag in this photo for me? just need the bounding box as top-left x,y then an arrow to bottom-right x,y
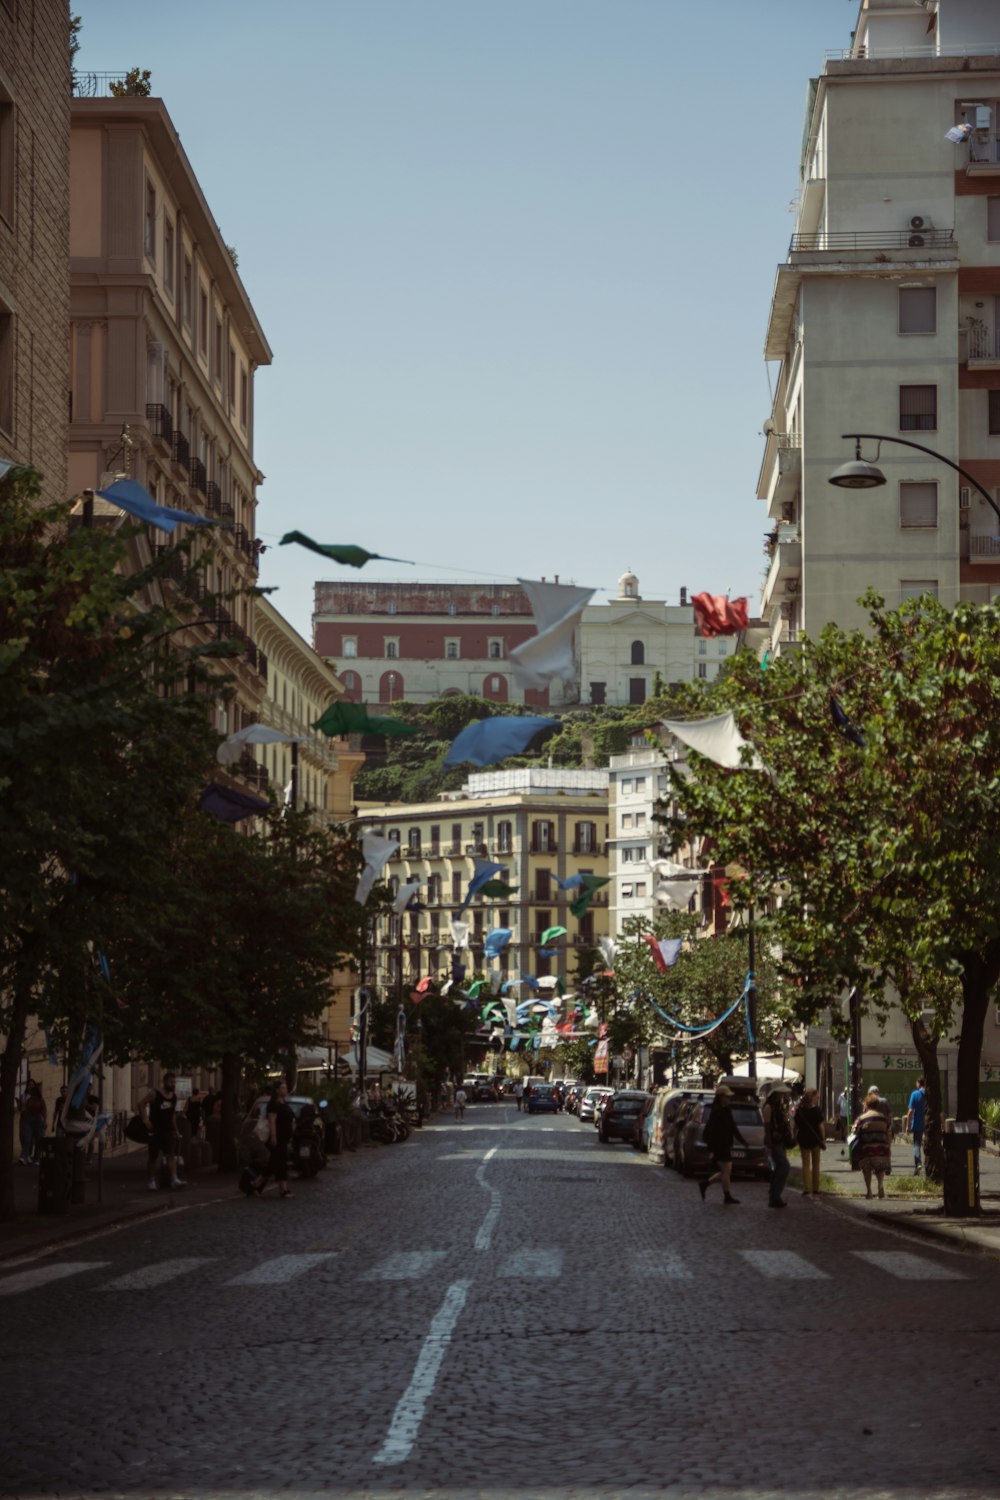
450,919 -> 470,950
393,878 -> 421,914
509,579 -> 594,690
662,712 -> 767,773
355,832 -> 397,905
216,723 -> 303,766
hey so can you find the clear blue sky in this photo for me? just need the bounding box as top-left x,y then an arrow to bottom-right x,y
76,0 -> 855,642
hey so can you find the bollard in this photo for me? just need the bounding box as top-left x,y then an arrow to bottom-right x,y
942,1131 -> 980,1217
37,1137 -> 72,1214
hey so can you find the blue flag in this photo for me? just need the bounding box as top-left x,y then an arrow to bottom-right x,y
97,478 -> 219,535
444,716 -> 560,768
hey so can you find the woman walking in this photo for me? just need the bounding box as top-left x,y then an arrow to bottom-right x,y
762,1084 -> 794,1209
855,1087 -> 893,1199
699,1085 -> 746,1205
261,1080 -> 295,1199
795,1086 -> 826,1196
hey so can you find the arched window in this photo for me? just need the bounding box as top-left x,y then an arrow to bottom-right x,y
631,640 -> 645,665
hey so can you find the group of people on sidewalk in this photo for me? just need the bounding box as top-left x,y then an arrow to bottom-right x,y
16,1079 -> 101,1165
698,1076 -> 928,1208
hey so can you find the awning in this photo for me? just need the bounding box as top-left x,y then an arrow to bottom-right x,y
730,1055 -> 802,1082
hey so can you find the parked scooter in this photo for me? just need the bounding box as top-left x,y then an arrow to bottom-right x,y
291,1104 -> 326,1178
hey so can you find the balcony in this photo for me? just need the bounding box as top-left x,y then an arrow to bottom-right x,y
970,532 -> 1000,564
403,845 -> 422,858
205,481 -> 222,514
465,842 -> 487,856
761,523 -> 802,617
968,136 -> 1000,178
245,640 -> 268,679
444,843 -> 463,856
170,430 -> 190,472
965,320 -> 1000,370
529,842 -> 558,855
237,754 -> 269,792
188,458 -> 207,494
789,229 -> 955,257
145,403 -> 172,447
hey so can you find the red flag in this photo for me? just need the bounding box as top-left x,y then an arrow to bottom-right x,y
691,593 -> 749,637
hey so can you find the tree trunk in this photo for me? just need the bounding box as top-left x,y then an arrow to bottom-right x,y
910,1015 -> 944,1182
216,1051 -> 240,1173
957,943 -> 1000,1123
0,953 -> 37,1222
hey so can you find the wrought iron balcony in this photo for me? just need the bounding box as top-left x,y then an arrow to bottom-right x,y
789,229 -> 954,254
205,481 -> 222,513
145,403 -> 172,446
188,458 -> 207,494
170,430 -> 190,471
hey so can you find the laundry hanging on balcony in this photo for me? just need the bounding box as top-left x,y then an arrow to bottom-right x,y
279,532 -> 414,568
509,579 -> 595,690
690,593 -> 749,637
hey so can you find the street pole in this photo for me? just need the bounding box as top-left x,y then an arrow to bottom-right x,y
848,985 -> 863,1128
746,903 -> 757,1082
290,739 -> 299,812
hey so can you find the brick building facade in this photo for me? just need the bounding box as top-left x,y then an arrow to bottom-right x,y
0,0 -> 70,503
313,580 -> 566,707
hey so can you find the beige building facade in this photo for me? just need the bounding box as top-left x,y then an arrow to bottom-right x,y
0,0 -> 70,503
579,573 -> 736,704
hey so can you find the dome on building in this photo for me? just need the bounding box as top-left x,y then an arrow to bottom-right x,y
617,570 -> 640,600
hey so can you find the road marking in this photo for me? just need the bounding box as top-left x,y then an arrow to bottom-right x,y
498,1247 -> 562,1278
740,1251 -> 830,1280
0,1261 -> 109,1296
852,1250 -> 965,1281
372,1279 -> 471,1466
633,1248 -> 693,1279
102,1257 -> 216,1290
474,1147 -> 502,1252
362,1252 -> 446,1282
224,1253 -> 339,1286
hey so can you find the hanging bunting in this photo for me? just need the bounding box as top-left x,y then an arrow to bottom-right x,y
217,724 -> 304,766
355,831 -> 397,905
690,593 -> 749,637
279,532 -> 414,568
641,934 -> 683,973
508,579 -> 595,690
662,712 -> 768,774
98,478 -> 219,535
314,701 -> 419,738
444,715 -> 560,768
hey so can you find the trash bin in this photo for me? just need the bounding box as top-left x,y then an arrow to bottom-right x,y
943,1132 -> 980,1217
37,1137 -> 72,1215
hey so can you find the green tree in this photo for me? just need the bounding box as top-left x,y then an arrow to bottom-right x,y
659,592 -> 1000,1132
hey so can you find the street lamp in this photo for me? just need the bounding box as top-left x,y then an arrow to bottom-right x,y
829,433 -> 1000,523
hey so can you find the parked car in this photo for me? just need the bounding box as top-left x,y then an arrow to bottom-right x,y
632,1091 -> 660,1151
527,1083 -> 559,1114
248,1095 -> 327,1171
674,1094 -> 769,1180
578,1086 -> 614,1123
564,1084 -> 587,1115
647,1088 -> 713,1167
471,1079 -> 499,1102
599,1090 -> 649,1143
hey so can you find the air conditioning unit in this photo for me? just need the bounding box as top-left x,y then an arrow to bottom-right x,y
960,487 -> 972,510
910,215 -> 934,231
908,234 -> 926,248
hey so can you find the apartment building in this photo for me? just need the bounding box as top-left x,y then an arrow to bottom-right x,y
360,769 -> 609,1006
313,579 -> 575,707
759,0 -> 1000,656
578,572 -> 737,704
0,0 -> 70,502
68,90 -> 271,747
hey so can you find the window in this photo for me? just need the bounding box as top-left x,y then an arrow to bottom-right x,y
899,481 -> 938,528
590,681 -> 606,705
163,217 -> 175,297
491,604 -> 500,616
0,296 -> 12,436
212,315 -> 223,384
622,847 -> 633,863
718,641 -> 728,655
635,777 -> 647,792
227,345 -> 236,411
575,821 -> 596,854
900,385 -> 936,431
451,871 -> 463,903
622,813 -> 633,830
144,177 -> 156,263
900,579 -> 939,602
630,640 -> 645,665
199,289 -> 209,357
532,819 -> 555,852
445,639 -> 459,660
990,391 -> 1000,435
490,676 -> 501,692
621,779 -> 633,795
385,640 -> 398,659
621,882 -> 634,899
898,287 -> 936,335
698,663 -> 707,679
488,639 -> 502,659
239,367 -> 248,428
497,820 -> 513,853
989,197 -> 1000,242
447,603 -> 457,616
451,823 -> 462,848
407,828 -> 421,854
343,637 -> 357,657
0,80 -> 13,228
429,826 -> 441,854
698,639 -> 707,655
634,882 -> 647,898
535,868 -> 551,901
636,812 -> 646,828
182,255 -> 193,329
386,602 -> 397,615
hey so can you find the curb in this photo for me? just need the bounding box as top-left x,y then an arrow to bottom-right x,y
0,1184 -> 235,1266
815,1184 -> 1000,1259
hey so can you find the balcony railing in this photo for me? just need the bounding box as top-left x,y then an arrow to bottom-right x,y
238,754 -> 269,792
789,229 -> 954,254
170,431 -> 190,471
146,403 -> 172,445
529,842 -> 558,855
966,322 -> 1000,363
188,458 -> 207,494
970,532 -> 1000,561
969,135 -> 1000,166
205,481 -> 222,514
444,843 -> 463,856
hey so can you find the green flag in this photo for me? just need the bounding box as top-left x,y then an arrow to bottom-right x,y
280,531 -> 413,568
569,876 -> 611,919
477,880 -> 519,899
313,701 -> 418,738
540,925 -> 567,946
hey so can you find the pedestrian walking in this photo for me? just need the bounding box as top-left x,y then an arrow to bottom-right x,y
795,1086 -> 826,1196
699,1085 -> 746,1205
514,1080 -> 524,1112
18,1084 -> 46,1164
906,1076 -> 926,1175
454,1086 -> 467,1122
263,1079 -> 295,1198
763,1084 -> 794,1208
854,1087 -> 893,1199
141,1072 -> 186,1190
835,1087 -> 849,1146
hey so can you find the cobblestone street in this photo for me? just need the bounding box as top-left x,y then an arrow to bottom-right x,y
2,1104 -> 999,1500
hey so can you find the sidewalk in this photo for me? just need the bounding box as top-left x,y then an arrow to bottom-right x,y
790,1137 -> 1000,1258
0,1145 -> 234,1264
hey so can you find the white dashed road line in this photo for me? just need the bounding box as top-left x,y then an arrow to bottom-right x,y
362,1252 -> 447,1282
498,1247 -> 563,1278
224,1253 -> 339,1286
852,1249 -> 966,1280
740,1250 -> 831,1280
474,1146 -> 502,1252
372,1279 -> 472,1467
103,1257 -> 215,1290
0,1261 -> 109,1296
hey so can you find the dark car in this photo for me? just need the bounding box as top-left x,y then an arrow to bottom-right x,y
527,1084 -> 559,1114
648,1088 -> 713,1167
599,1090 -> 649,1143
473,1080 -> 499,1102
675,1096 -> 769,1180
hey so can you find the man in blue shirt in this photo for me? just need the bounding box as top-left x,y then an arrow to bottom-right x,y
906,1077 -> 926,1175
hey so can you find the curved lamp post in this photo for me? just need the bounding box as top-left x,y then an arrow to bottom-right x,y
829,432 -> 1000,525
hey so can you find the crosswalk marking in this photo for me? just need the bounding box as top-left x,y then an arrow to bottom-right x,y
362,1252 -> 446,1282
103,1257 -> 215,1290
0,1262 -> 109,1296
498,1248 -> 562,1279
224,1253 -> 339,1286
852,1250 -> 965,1281
633,1248 -> 693,1279
740,1251 -> 830,1280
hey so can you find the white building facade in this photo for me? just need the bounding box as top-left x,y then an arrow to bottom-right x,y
759,0 -> 1000,657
